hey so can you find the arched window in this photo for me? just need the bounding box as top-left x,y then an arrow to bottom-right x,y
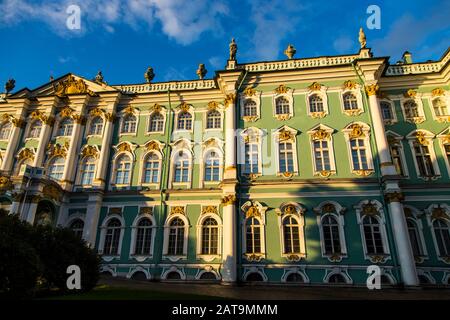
168,218 -> 185,255
322,215 -> 342,254
174,151 -> 190,182
407,219 -> 424,257
275,97 -> 290,115
201,217 -> 219,255
204,151 -> 220,182
177,112 -> 192,131
121,114 -> 137,133
166,271 -> 181,280
389,143 -> 405,176
103,218 -> 122,255
89,117 -> 103,135
0,122 -> 11,140
313,139 -> 331,171
350,138 -> 369,170
115,154 -> 132,184
380,101 -> 394,121
70,219 -> 84,238
48,157 -> 65,181
246,272 -> 263,282
199,272 -> 217,280
328,273 -> 346,284
278,141 -> 294,173
143,153 -> 160,183
80,156 -> 96,185
243,99 -> 257,117
404,100 -> 419,119
149,113 -> 164,132
58,118 -> 74,136
432,98 -> 448,116
134,218 -> 153,255
28,120 -> 42,138
309,94 -> 324,113
282,216 -> 301,254
246,217 -> 262,254
413,141 -> 435,177
433,219 -> 450,257
343,93 -> 358,110
362,216 -> 385,255
206,110 -> 221,129
286,273 -> 304,283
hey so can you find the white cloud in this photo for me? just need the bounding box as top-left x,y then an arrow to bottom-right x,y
0,0 -> 228,44
208,56 -> 223,70
247,0 -> 307,60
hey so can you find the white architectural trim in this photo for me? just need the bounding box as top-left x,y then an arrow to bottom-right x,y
379,99 -> 398,125
272,87 -> 294,120
323,268 -> 353,284
342,122 -> 375,176
277,202 -> 306,260
436,128 -> 450,176
138,142 -> 164,188
428,91 -> 450,123
127,266 -> 152,280
98,213 -> 125,260
194,266 -> 221,280
307,124 -> 337,177
173,103 -> 195,133
305,83 -> 329,119
204,103 -> 224,131
161,266 -> 186,280
399,94 -> 426,124
403,204 -> 429,261
109,143 -> 136,190
199,138 -> 224,187
425,203 -> 450,263
118,107 -> 140,137
242,267 -> 268,282
339,86 -> 364,116
168,138 -> 194,188
162,211 -> 190,261
241,200 -> 267,261
386,130 -> 409,177
273,125 -> 298,178
240,89 -> 261,122
281,267 -> 310,283
129,212 -> 156,261
146,105 -> 167,135
196,210 -> 222,261
239,127 -> 264,177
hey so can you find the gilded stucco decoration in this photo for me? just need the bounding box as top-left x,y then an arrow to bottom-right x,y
53,75 -> 93,97
170,206 -> 185,216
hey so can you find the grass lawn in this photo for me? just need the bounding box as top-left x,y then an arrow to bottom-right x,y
38,284 -> 224,300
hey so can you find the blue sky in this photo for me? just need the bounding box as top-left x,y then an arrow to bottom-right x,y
0,0 -> 449,91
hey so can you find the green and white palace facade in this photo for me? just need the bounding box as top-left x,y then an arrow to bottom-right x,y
1,37 -> 450,287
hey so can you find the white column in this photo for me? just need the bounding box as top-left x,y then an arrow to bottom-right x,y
34,121 -> 53,167
95,114 -> 114,185
366,84 -> 396,176
82,192 -> 103,247
62,118 -> 83,184
386,193 -> 419,286
224,95 -> 237,180
9,201 -> 21,215
1,121 -> 23,172
221,196 -> 237,283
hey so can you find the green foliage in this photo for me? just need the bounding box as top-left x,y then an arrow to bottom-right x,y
0,214 -> 100,298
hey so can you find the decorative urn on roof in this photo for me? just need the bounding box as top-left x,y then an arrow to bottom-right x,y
196,64 -> 207,80
144,67 -> 155,83
284,44 -> 296,59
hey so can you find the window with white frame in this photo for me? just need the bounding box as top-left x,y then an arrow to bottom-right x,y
275,96 -> 290,115
322,215 -> 342,255
380,101 -> 394,122
143,152 -> 160,184
389,143 -> 406,176
245,217 -> 262,254
282,215 -> 301,254
412,141 -> 435,177
48,156 -> 65,181
313,140 -> 331,172
58,118 -> 73,136
173,151 -> 190,183
134,218 -> 154,255
407,218 -> 425,257
70,219 -> 84,238
89,116 -> 103,135
343,92 -> 358,110
201,217 -> 219,255
80,156 -> 96,185
362,216 -> 386,255
432,98 -> 449,117
206,110 -> 221,129
204,150 -> 221,182
0,122 -> 11,140
114,154 -> 132,184
309,94 -> 324,113
243,99 -> 258,117
403,100 -> 419,119
103,218 -> 122,255
149,113 -> 164,133
168,217 -> 185,255
121,114 -> 137,134
28,120 -> 42,138
432,219 -> 450,257
350,138 -> 369,170
177,112 -> 192,131
244,143 -> 259,174
278,141 -> 294,173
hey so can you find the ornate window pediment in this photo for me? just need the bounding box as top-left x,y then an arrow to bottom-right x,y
307,124 -> 336,178
240,87 -> 261,122
306,82 -> 328,119
340,80 -> 364,116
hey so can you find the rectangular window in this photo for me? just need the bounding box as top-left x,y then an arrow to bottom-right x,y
389,145 -> 404,176
279,142 -> 294,173
313,140 -> 331,172
351,139 -> 369,170
244,143 -> 259,174
414,143 -> 435,177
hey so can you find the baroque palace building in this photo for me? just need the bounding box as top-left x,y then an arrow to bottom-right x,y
0,30 -> 449,287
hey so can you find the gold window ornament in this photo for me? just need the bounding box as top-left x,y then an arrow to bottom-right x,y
81,145 -> 98,158
207,101 -> 219,110
348,124 -> 364,138
201,206 -> 218,215
18,148 -> 35,161
311,129 -> 330,141
221,194 -> 236,205
343,80 -> 357,90
415,131 -> 428,145
278,130 -> 294,142
274,84 -> 290,94
432,88 -> 445,97
145,141 -> 160,151
243,87 -> 256,97
361,203 -> 379,216
308,82 -> 321,91
365,84 -> 379,96
245,205 -> 261,219
170,206 -> 185,216
116,142 -> 132,153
